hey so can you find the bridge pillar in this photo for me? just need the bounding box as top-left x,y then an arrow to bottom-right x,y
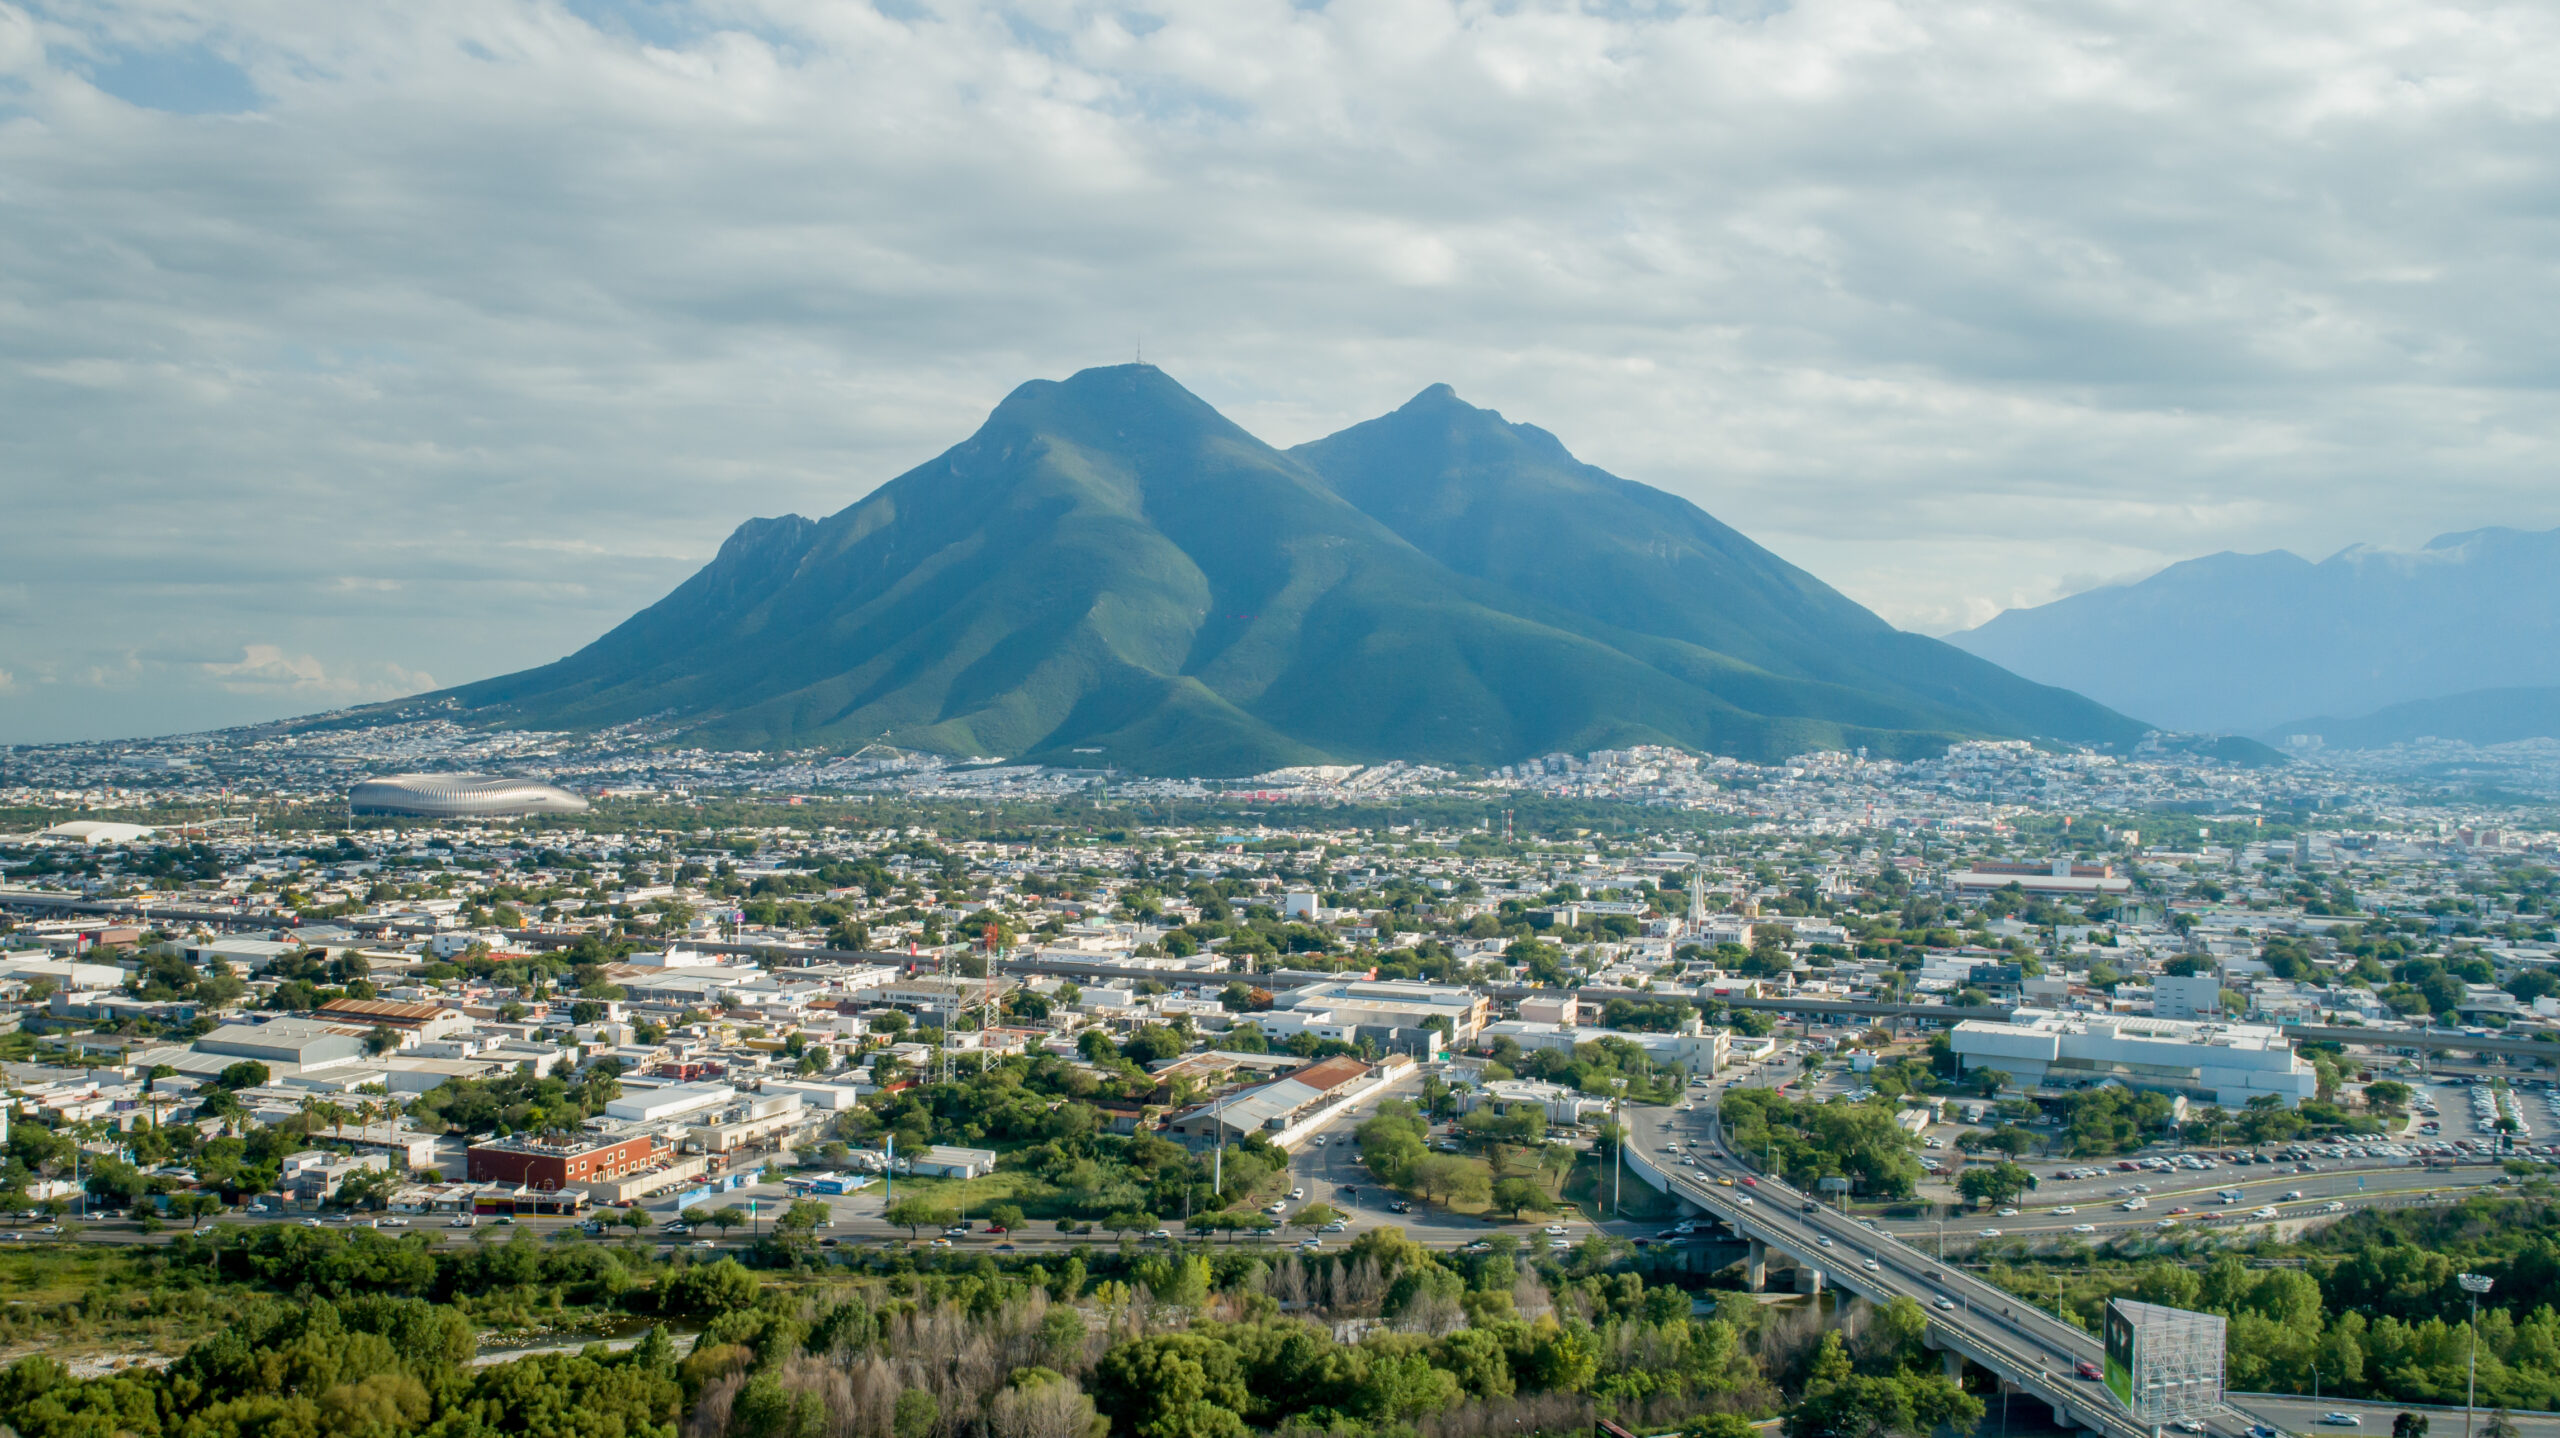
1744,1238 -> 1766,1293
2051,1403 -> 2073,1430
1941,1349 -> 1964,1383
1798,1266 -> 1824,1296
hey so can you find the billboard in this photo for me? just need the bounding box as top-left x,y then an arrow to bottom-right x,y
2103,1298 -> 2226,1424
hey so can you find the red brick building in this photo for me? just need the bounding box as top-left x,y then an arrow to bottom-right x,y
466,1131 -> 668,1191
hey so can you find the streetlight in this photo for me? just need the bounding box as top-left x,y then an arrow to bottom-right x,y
2459,1273 -> 2494,1438
1611,1078 -> 1628,1215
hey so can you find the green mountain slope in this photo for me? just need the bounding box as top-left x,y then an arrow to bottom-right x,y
393,365 -> 2141,774
1289,384 -> 2142,749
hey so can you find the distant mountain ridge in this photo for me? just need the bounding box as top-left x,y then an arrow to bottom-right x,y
1949,525 -> 2560,738
2269,686 -> 2560,751
362,365 -> 2141,775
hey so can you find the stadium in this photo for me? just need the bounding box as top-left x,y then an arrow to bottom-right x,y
347,774 -> 589,819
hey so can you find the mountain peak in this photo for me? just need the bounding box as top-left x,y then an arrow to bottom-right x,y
405,366 -> 2137,772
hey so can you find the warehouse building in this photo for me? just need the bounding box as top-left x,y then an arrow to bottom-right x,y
1949,1010 -> 2316,1108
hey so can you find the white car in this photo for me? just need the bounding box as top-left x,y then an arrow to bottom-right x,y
2319,1415 -> 2362,1427
2052,1206 -> 2076,1215
1933,1296 -> 1957,1311
1862,1258 -> 1880,1271
1290,1188 -> 1304,1200
1543,1224 -> 1568,1235
2071,1224 -> 2098,1234
1976,1228 -> 2002,1238
1817,1236 -> 1834,1247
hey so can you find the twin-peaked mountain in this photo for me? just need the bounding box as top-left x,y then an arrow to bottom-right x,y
395,366 -> 2139,774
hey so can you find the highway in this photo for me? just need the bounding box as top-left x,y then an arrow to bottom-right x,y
1620,1094 -> 2270,1438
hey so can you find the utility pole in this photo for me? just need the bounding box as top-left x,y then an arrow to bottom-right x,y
2460,1272 -> 2494,1438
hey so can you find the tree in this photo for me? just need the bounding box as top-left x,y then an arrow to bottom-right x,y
1973,1068 -> 2010,1098
894,1389 -> 940,1438
1491,1177 -> 1557,1219
884,1197 -> 953,1239
1957,1161 -> 2033,1209
990,1202 -> 1029,1232
776,1199 -> 831,1241
214,1060 -> 271,1090
1092,1332 -> 1252,1438
1291,1202 -> 1345,1235
2393,1415 -> 2431,1438
704,1205 -> 747,1235
2483,1412 -> 2520,1438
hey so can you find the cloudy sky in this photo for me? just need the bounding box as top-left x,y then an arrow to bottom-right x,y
5,0 -> 2558,745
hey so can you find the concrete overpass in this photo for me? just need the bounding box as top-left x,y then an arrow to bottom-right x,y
1621,1104 -> 2276,1438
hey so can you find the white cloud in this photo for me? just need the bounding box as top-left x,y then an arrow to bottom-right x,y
3,0 -> 2560,739
201,644 -> 433,699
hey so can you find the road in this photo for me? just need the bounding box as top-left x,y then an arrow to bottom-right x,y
2238,1397 -> 2560,1438
1617,1098 -> 2250,1438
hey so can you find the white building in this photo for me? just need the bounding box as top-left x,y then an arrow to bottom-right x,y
1949,1010 -> 2317,1108
2151,973 -> 2227,1022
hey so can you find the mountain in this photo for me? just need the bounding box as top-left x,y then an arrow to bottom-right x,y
2270,686 -> 2560,751
377,365 -> 2141,775
1948,526 -> 2560,736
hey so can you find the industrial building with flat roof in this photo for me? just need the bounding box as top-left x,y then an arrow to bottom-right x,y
1160,1056 -> 1376,1148
1949,1009 -> 2316,1107
1271,979 -> 1489,1041
467,1129 -> 670,1192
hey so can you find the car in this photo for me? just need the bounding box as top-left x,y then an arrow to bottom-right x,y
1862,1259 -> 1881,1272
2053,1206 -> 2076,1214
1266,1202 -> 1288,1215
302,1218 -> 325,1227
1320,1221 -> 1348,1234
1289,1188 -> 1304,1200
2320,1415 -> 2363,1427
819,1237 -> 839,1247
379,1218 -> 408,1227
2284,1190 -> 2305,1200
2168,1206 -> 2191,1215
1543,1224 -> 1568,1235
1549,1238 -> 1570,1250
663,1222 -> 691,1235
2176,1421 -> 2208,1433
1738,1196 -> 1753,1205
1716,1178 -> 1735,1187
1389,1200 -> 1412,1213
1149,1228 -> 1173,1240
930,1238 -> 953,1248
1817,1236 -> 1834,1247
2071,1224 -> 2098,1234
1739,1176 -> 1757,1187
1996,1207 -> 2018,1217
449,1217 -> 476,1228
1933,1297 -> 1957,1311
1977,1228 -> 2002,1238
1300,1238 -> 1322,1251
2075,1360 -> 2102,1381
